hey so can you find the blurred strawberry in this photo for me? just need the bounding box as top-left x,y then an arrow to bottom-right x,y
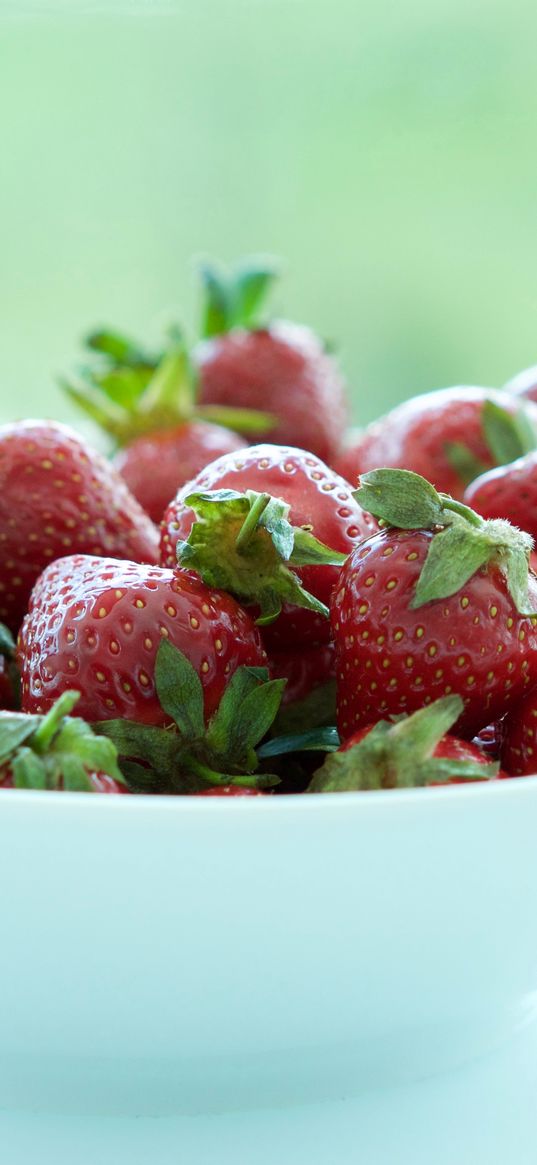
62,329 -> 271,523
333,387 -> 537,499
0,420 -> 159,634
464,451 -> 537,540
504,363 -> 537,404
194,256 -> 348,463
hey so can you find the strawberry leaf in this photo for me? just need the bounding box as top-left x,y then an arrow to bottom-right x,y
154,639 -> 205,741
482,399 -> 537,466
177,488 -> 345,626
0,694 -> 124,792
309,696 -> 497,792
411,522 -> 492,607
199,255 -> 279,337
85,328 -> 152,367
354,469 -> 446,529
258,726 -> 340,758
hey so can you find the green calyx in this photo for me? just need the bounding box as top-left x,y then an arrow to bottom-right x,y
354,468 -> 536,614
199,254 -> 280,338
96,640 -> 338,794
0,692 -> 125,792
445,398 -> 537,485
62,329 -> 275,448
96,640 -> 283,792
176,489 -> 348,626
309,697 -> 498,793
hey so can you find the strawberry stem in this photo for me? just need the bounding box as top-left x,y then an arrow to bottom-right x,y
32,691 -> 80,753
236,493 -> 271,553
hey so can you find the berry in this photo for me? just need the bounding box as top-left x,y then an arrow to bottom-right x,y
464,451 -> 537,541
18,555 -> 267,725
332,469 -> 537,740
0,420 -> 159,633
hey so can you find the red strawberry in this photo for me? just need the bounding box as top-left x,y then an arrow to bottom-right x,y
309,696 -> 505,792
501,686 -> 537,776
63,334 -> 271,523
0,691 -> 128,793
333,387 -> 537,499
18,555 -> 267,724
160,444 -> 375,650
332,469 -> 537,741
194,258 -> 348,463
269,642 -> 336,708
113,422 -> 247,523
504,363 -> 537,404
0,420 -> 159,634
463,452 -> 537,540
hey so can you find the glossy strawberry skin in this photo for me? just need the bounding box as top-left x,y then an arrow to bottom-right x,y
0,768 -> 129,793
340,724 -> 508,783
113,422 -> 248,524
333,387 -> 535,498
0,420 -> 160,634
501,687 -> 537,776
161,444 -> 376,649
332,528 -> 537,741
464,453 -> 537,540
18,555 -> 267,724
195,322 -> 348,464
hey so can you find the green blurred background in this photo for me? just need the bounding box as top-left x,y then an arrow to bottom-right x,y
2,0 -> 537,430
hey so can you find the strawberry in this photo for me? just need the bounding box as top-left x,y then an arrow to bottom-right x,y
63,333 -> 271,523
92,639 -> 288,794
333,388 -> 537,499
500,686 -> 537,776
18,555 -> 268,726
463,452 -> 537,541
0,420 -> 159,633
309,696 -> 505,792
504,363 -> 537,404
332,469 -> 537,740
0,691 -> 127,793
160,444 -> 375,650
267,643 -> 336,735
194,257 -> 348,463
0,623 -> 19,710
113,423 -> 247,523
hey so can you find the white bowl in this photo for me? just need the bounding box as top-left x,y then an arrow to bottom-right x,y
1,779 -> 537,1118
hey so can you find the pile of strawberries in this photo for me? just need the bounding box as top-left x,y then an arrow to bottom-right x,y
3,256 -> 537,796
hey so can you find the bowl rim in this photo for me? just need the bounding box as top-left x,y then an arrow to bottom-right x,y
1,772 -> 537,816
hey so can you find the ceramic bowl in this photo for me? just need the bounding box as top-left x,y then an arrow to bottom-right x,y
1,778 -> 537,1117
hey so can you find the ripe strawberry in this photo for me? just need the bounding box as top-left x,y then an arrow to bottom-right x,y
160,444 -> 375,650
500,686 -> 537,776
504,363 -> 537,404
463,451 -> 537,540
113,422 -> 247,523
63,333 -> 271,523
333,388 -> 537,499
309,696 -> 505,792
0,691 -> 127,793
194,257 -> 348,463
18,554 -> 268,726
332,469 -> 537,740
0,420 -> 159,634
